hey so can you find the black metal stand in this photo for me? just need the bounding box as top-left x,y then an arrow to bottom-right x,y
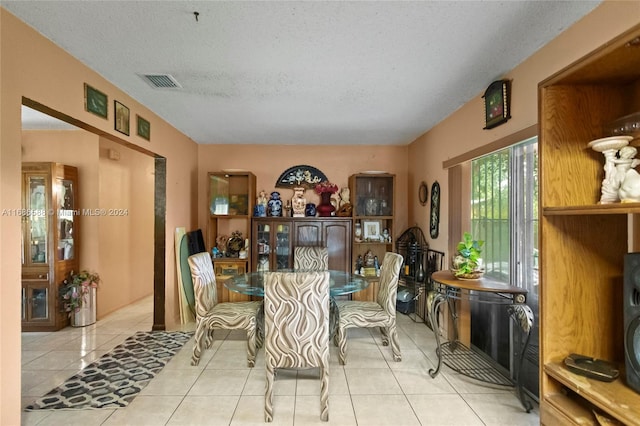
427,278 -> 534,413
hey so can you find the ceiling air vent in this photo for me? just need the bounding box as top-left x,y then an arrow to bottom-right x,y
138,73 -> 182,89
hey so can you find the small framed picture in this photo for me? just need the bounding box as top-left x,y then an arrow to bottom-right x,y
84,83 -> 108,119
114,101 -> 130,135
483,79 -> 511,129
137,115 -> 150,140
363,220 -> 381,242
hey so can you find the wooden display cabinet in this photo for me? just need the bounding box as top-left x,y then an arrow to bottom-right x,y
349,173 -> 394,302
208,171 -> 255,302
21,162 -> 79,331
251,217 -> 351,273
539,24 -> 640,425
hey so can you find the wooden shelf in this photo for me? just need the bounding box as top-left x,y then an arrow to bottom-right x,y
544,362 -> 640,426
543,203 -> 640,216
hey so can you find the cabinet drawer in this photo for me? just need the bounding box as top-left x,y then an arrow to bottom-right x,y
214,262 -> 246,277
22,272 -> 49,281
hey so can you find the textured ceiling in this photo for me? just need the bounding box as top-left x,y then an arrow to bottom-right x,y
6,1 -> 601,145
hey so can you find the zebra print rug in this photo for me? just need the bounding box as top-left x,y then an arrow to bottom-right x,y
25,330 -> 193,410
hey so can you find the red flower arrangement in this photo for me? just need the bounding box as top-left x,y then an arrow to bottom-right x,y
315,181 -> 339,194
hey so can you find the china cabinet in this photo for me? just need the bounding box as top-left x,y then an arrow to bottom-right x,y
349,173 -> 394,262
208,171 -> 255,302
251,217 -> 351,272
539,25 -> 640,425
21,162 -> 79,331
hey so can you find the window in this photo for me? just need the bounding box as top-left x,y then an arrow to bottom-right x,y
470,136 -> 539,397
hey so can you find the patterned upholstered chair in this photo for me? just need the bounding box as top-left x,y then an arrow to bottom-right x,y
335,252 -> 403,365
264,271 -> 330,422
294,246 -> 329,270
187,252 -> 262,367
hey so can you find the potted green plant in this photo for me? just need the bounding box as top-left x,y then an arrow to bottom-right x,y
451,232 -> 485,279
59,269 -> 100,326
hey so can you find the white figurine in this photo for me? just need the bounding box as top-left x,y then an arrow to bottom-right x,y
291,187 -> 306,217
616,146 -> 640,202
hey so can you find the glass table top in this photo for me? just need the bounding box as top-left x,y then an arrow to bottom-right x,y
224,270 -> 371,297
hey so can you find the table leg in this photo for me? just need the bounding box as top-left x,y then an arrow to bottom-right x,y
428,292 -> 447,378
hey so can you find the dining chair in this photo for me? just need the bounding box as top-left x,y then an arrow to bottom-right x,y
335,251 -> 404,364
264,271 -> 330,422
293,246 -> 329,270
187,252 -> 262,367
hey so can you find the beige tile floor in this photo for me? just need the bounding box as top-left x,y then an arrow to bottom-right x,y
21,296 -> 539,425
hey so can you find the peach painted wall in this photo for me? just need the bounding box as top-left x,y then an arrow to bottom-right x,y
98,138 -> 154,315
408,1 -> 640,259
1,9 -> 198,423
196,144 -> 409,247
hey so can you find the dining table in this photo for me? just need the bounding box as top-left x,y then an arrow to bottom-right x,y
225,269 -> 371,337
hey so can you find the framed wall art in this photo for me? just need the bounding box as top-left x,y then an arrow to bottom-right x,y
84,83 -> 108,119
363,220 -> 381,242
114,101 -> 130,135
137,115 -> 151,140
430,181 -> 440,239
482,79 -> 511,129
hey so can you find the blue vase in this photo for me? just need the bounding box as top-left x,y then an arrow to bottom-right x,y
305,203 -> 316,217
268,192 -> 283,217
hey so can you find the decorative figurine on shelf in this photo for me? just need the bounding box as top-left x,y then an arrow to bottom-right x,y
267,191 -> 283,217
616,146 -> 640,202
291,186 -> 306,217
589,136 -> 634,203
255,190 -> 268,217
216,234 -> 229,257
336,186 -> 352,217
382,228 -> 390,243
374,256 -> 380,275
364,249 -> 375,267
355,255 -> 363,275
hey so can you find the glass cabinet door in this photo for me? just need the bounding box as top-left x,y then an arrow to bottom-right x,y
209,173 -> 250,216
256,222 -> 271,271
57,179 -> 75,260
30,287 -> 49,320
22,285 -> 49,322
274,223 -> 291,270
27,175 -> 48,265
353,175 -> 394,217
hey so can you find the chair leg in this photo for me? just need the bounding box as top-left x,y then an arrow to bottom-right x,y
380,326 -> 390,346
337,325 -> 348,365
246,326 -> 257,368
265,363 -> 275,422
320,366 -> 329,421
388,323 -> 402,362
204,328 -> 215,349
256,327 -> 264,349
191,324 -> 206,366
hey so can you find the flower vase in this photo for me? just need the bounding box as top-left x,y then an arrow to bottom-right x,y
72,286 -> 96,327
317,192 -> 335,217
